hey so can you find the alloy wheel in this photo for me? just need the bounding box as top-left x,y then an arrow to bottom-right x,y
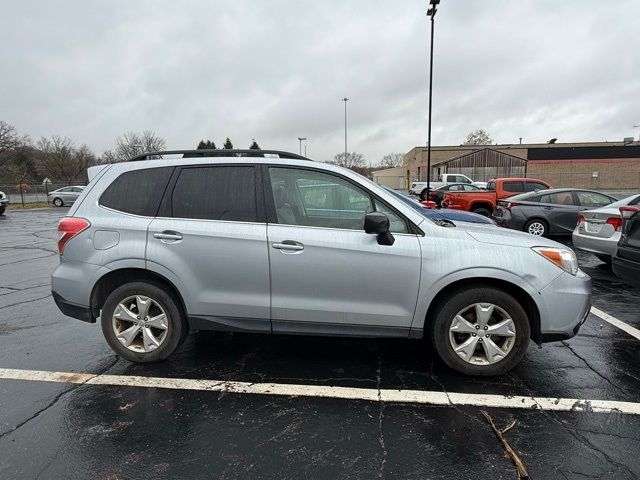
112,295 -> 169,353
448,303 -> 516,365
527,222 -> 545,236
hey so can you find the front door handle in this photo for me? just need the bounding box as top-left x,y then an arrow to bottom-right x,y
153,231 -> 183,241
272,241 -> 304,251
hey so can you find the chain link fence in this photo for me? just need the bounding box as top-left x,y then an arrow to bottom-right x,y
0,183 -> 87,206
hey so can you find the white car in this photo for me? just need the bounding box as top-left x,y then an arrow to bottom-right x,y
572,193 -> 640,263
0,190 -> 8,215
409,173 -> 486,200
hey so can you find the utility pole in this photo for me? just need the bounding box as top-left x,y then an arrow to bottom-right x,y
342,97 -> 349,159
426,0 -> 440,189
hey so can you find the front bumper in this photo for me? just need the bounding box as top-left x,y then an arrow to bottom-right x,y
538,270 -> 592,343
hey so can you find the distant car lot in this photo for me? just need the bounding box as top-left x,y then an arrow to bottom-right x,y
1,208 -> 640,479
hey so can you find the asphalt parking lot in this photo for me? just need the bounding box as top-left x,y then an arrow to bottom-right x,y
1,208 -> 639,479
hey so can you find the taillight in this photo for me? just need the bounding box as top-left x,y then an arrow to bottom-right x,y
57,217 -> 90,255
620,206 -> 640,219
605,216 -> 622,231
577,215 -> 585,224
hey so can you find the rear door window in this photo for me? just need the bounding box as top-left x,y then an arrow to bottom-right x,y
502,181 -> 523,193
171,166 -> 258,222
100,167 -> 173,216
538,192 -> 575,205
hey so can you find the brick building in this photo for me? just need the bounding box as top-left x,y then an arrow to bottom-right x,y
400,140 -> 640,191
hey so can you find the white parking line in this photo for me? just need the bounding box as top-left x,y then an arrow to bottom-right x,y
1,367 -> 639,416
591,306 -> 640,341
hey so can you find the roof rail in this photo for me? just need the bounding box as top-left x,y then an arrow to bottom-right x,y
127,149 -> 310,162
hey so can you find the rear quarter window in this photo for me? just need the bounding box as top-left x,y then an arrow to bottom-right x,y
99,167 -> 173,216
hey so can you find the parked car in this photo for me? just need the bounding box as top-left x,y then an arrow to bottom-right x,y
409,173 -> 486,200
612,206 -> 640,287
0,190 -> 8,215
382,187 -> 496,225
428,183 -> 486,207
443,178 -> 551,216
493,189 -> 617,236
49,186 -> 85,207
51,149 -> 591,376
572,194 -> 640,263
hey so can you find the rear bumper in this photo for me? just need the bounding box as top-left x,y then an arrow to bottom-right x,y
52,291 -> 94,323
538,270 -> 592,343
612,256 -> 640,288
572,229 -> 619,257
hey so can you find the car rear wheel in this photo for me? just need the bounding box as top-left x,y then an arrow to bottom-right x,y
101,282 -> 189,363
429,287 -> 530,376
52,197 -> 64,207
525,219 -> 547,236
420,189 -> 430,201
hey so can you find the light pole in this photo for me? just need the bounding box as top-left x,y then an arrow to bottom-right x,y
342,97 -> 349,158
298,137 -> 307,156
426,0 -> 440,191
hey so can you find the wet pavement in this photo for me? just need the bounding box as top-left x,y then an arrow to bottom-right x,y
0,209 -> 639,479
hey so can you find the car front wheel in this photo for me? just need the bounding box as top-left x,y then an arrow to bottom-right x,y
429,287 -> 530,376
101,282 -> 189,363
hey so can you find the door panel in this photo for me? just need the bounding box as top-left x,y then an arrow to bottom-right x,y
147,218 -> 270,325
268,225 -> 421,331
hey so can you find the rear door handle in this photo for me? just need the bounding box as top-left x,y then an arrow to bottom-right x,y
153,231 -> 183,241
272,241 -> 304,251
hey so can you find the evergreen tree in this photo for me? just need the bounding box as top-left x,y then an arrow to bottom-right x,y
197,140 -> 216,149
249,140 -> 260,150
223,137 -> 233,149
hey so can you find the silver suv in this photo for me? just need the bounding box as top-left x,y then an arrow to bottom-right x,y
51,150 -> 591,376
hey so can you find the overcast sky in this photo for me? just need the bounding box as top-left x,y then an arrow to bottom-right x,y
1,0 -> 639,164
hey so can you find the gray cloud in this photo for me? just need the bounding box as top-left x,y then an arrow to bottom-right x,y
1,0 -> 638,164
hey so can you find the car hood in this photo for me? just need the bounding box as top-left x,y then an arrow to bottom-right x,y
454,222 -> 565,249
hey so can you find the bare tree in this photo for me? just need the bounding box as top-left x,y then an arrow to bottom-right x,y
332,152 -> 366,170
36,136 -> 98,184
379,152 -> 404,169
463,129 -> 493,145
0,121 -> 29,168
105,130 -> 166,162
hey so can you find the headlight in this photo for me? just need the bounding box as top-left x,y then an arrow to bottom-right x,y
532,247 -> 578,276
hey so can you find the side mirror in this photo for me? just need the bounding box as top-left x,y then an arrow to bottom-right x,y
364,212 -> 395,246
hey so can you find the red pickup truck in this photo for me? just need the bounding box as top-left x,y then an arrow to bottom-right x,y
443,178 -> 552,216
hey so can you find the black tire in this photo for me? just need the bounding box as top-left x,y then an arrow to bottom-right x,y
420,189 -> 430,201
53,197 -> 64,207
101,282 -> 189,363
0,206 -> 5,215
472,206 -> 491,217
524,218 -> 548,236
429,286 -> 530,376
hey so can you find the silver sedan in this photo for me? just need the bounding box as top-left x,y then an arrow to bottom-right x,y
48,186 -> 85,207
572,193 -> 640,262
